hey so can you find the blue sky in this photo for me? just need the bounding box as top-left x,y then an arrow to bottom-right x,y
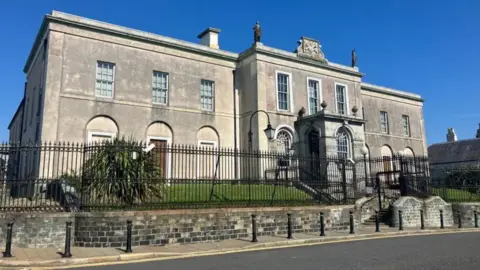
1,0 -> 479,145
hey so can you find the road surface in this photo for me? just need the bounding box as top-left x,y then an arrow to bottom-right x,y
73,232 -> 480,270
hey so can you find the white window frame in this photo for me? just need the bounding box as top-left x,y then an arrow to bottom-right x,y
152,71 -> 169,105
87,131 -> 116,143
197,140 -> 218,179
380,111 -> 389,134
402,115 -> 410,136
147,136 -> 172,182
306,77 -> 322,115
336,129 -> 351,160
275,71 -> 293,112
200,79 -> 215,112
334,83 -> 349,116
95,61 -> 115,98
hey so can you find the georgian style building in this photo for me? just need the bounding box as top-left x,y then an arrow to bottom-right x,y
9,11 -> 427,165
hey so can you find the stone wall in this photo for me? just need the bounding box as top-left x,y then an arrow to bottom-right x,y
451,203 -> 480,226
355,196 -> 379,223
0,212 -> 75,248
0,205 -> 357,249
391,196 -> 453,228
74,205 -> 356,248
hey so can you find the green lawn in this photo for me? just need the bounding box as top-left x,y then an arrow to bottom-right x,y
432,187 -> 480,202
165,183 -> 312,203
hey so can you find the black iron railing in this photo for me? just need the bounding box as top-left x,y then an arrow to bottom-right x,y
3,141 -> 466,211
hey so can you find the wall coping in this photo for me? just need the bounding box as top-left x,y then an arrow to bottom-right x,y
74,205 -> 355,218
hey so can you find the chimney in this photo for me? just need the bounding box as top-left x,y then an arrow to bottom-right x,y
197,27 -> 221,49
447,128 -> 458,142
476,123 -> 480,139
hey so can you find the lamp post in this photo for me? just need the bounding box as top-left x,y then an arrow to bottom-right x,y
361,146 -> 369,189
248,110 -> 275,151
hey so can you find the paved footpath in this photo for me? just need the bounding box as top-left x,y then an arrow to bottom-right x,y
0,226 -> 478,269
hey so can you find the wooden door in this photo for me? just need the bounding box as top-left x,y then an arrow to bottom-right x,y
150,139 -> 167,178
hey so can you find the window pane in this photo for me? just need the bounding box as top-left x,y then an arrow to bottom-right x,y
277,73 -> 289,111
276,130 -> 293,153
201,80 -> 214,111
336,85 -> 346,115
380,111 -> 389,133
95,62 -> 115,98
153,72 -> 168,104
336,131 -> 349,159
308,80 -> 318,115
403,115 -> 410,136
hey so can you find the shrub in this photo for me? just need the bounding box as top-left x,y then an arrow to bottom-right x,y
82,137 -> 165,205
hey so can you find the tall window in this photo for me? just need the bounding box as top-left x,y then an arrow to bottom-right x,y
380,111 -> 389,133
152,71 -> 168,104
308,79 -> 319,115
402,115 -> 410,136
277,73 -> 290,111
200,80 -> 214,111
95,61 -> 115,98
276,129 -> 293,153
336,84 -> 347,115
336,130 -> 350,159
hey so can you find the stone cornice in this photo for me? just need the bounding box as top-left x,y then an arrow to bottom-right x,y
296,110 -> 367,125
238,43 -> 364,78
24,13 -> 238,73
361,83 -> 424,102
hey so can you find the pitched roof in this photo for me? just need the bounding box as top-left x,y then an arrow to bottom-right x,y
428,138 -> 480,165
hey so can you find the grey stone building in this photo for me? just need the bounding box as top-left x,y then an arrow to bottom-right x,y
428,125 -> 480,169
8,11 -> 427,164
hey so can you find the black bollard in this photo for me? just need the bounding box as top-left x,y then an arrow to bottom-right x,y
287,213 -> 293,239
440,210 -> 444,229
375,210 -> 380,233
3,222 -> 13,258
251,214 -> 258,243
475,211 -> 479,228
62,221 -> 72,258
126,220 -> 133,253
420,210 -> 425,230
457,211 -> 462,228
349,211 -> 355,234
320,212 -> 325,237
398,210 -> 403,231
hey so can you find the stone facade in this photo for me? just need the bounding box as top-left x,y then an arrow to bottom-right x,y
0,212 -> 74,248
451,203 -> 480,226
9,11 -> 426,159
0,205 -> 356,248
391,196 -> 453,228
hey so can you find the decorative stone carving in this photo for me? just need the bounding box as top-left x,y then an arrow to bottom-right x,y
295,37 -> 327,63
298,107 -> 306,118
320,100 -> 328,109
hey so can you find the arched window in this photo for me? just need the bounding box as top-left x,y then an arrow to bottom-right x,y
336,129 -> 350,159
276,129 -> 293,153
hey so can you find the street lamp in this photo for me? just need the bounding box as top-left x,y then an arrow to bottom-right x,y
248,110 -> 275,151
361,146 -> 369,181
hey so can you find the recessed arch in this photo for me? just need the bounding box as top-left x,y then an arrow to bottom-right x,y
275,125 -> 296,152
86,115 -> 119,143
196,126 -> 220,146
146,121 -> 174,143
381,145 -> 393,157
403,147 -> 415,157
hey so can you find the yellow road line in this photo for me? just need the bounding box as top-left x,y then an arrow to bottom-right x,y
32,230 -> 480,270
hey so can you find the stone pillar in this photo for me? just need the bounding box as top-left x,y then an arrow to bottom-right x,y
392,196 -> 453,228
